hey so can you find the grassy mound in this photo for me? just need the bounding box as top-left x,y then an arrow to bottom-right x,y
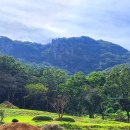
32,116 -> 53,121
0,101 -> 18,109
0,123 -> 41,130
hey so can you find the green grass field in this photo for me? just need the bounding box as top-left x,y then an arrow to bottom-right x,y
1,108 -> 130,130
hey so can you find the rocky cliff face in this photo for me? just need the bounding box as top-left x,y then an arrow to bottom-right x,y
0,36 -> 130,73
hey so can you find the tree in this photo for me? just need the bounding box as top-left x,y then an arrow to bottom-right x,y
25,83 -> 48,109
119,98 -> 130,122
40,67 -> 68,91
86,71 -> 106,119
104,65 -> 130,98
51,95 -> 68,119
40,68 -> 68,111
104,65 -> 130,120
0,71 -> 17,102
84,89 -> 103,118
118,65 -> 130,122
59,72 -> 87,115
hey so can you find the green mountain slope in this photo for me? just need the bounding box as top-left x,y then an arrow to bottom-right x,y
0,36 -> 130,73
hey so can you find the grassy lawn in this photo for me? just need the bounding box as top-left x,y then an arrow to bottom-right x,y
1,108 -> 130,130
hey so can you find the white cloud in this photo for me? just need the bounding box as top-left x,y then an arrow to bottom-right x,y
0,0 -> 130,50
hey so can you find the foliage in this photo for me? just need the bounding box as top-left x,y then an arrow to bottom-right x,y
87,72 -> 106,87
25,83 -> 48,95
115,110 -> 126,122
12,119 -> 19,122
0,109 -> 4,122
24,83 -> 48,109
32,116 -> 53,121
59,72 -> 87,115
1,54 -> 130,122
104,65 -> 130,121
84,93 -> 103,118
41,67 -> 68,90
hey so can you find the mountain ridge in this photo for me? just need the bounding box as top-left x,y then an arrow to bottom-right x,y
0,36 -> 130,73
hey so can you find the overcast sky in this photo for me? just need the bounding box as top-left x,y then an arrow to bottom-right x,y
0,0 -> 130,50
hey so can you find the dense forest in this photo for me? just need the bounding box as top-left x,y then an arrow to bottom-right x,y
0,36 -> 130,74
0,54 -> 130,121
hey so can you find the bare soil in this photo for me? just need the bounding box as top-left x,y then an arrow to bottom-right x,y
0,123 -> 42,130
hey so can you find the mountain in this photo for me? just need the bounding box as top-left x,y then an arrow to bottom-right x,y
0,36 -> 130,74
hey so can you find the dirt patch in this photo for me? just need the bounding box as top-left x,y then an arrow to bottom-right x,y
0,123 -> 41,130
0,101 -> 18,108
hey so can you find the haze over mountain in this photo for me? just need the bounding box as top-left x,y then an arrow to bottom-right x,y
0,36 -> 130,74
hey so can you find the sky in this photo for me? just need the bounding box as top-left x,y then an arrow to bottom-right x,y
0,0 -> 130,50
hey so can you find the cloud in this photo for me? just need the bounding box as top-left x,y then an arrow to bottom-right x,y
0,20 -> 55,43
0,0 -> 130,50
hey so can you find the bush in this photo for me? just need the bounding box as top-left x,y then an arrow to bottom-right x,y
32,116 -> 53,121
55,117 -> 75,122
12,119 -> 19,122
115,110 -> 127,122
0,109 -> 4,122
106,107 -> 114,113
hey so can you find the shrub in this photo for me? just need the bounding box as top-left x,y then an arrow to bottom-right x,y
55,117 -> 75,122
32,116 -> 53,121
115,110 -> 126,122
106,107 -> 114,113
0,109 -> 4,122
12,119 -> 19,122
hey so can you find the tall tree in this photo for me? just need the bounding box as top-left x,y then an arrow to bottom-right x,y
59,72 -> 87,115
25,83 -> 48,109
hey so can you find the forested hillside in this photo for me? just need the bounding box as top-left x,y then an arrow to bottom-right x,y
0,36 -> 130,73
1,55 -> 130,121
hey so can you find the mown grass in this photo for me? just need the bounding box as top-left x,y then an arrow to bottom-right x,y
1,108 -> 130,130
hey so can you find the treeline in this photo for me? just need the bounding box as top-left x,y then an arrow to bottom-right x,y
0,55 -> 130,120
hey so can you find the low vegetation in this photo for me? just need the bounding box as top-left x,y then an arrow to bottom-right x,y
0,108 -> 130,130
55,117 -> 75,122
0,110 -> 4,123
12,119 -> 19,122
32,116 -> 53,121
